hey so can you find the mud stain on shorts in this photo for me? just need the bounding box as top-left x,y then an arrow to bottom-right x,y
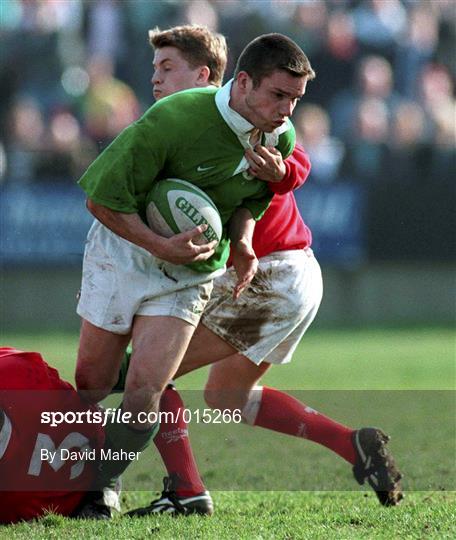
109,314 -> 125,326
157,262 -> 179,283
97,261 -> 114,272
205,267 -> 280,350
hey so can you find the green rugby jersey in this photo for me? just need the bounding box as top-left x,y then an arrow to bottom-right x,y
79,85 -> 296,272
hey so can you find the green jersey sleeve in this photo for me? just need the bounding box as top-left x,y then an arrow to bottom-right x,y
241,190 -> 272,222
78,113 -> 168,214
277,119 -> 296,160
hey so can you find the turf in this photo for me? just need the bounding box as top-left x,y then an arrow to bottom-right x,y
1,328 -> 455,538
4,492 -> 456,540
4,327 -> 454,390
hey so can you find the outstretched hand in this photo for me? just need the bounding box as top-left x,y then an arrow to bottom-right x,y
153,224 -> 217,265
231,238 -> 258,300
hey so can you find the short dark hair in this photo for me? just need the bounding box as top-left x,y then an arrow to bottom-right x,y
234,33 -> 315,87
149,25 -> 227,86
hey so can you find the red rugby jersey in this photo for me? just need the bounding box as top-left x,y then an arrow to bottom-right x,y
0,348 -> 104,523
253,143 -> 312,258
229,143 -> 312,264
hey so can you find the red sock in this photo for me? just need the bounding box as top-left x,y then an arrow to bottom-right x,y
154,386 -> 205,496
253,386 -> 356,464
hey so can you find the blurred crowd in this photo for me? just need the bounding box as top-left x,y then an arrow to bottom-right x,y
0,0 -> 454,259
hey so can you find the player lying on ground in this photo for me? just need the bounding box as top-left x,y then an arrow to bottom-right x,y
80,25 -> 402,519
0,348 -> 111,524
74,30 -> 312,507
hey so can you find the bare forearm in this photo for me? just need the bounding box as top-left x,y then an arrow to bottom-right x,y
229,207 -> 255,249
228,207 -> 258,299
87,199 -> 164,256
86,198 -> 216,264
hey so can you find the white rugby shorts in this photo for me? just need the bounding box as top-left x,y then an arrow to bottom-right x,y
77,221 -> 224,333
201,249 -> 323,365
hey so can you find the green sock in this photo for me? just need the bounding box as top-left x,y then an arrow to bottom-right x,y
96,408 -> 159,489
111,346 -> 132,393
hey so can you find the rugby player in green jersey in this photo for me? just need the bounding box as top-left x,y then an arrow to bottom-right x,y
74,32 -> 314,506
130,26 -> 401,517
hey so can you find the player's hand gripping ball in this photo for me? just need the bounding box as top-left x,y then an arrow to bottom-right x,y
146,178 -> 222,246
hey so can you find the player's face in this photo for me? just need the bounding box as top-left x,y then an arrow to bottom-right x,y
151,46 -> 206,100
240,70 -> 307,132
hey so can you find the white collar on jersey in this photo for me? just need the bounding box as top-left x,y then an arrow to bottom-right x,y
0,411 -> 12,459
215,79 -> 290,176
215,79 -> 290,150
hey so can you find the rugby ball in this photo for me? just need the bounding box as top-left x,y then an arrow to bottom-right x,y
146,178 -> 222,245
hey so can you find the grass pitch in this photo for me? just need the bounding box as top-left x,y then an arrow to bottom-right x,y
2,328 -> 455,538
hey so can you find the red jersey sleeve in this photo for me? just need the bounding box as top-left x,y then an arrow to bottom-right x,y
268,143 -> 311,195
